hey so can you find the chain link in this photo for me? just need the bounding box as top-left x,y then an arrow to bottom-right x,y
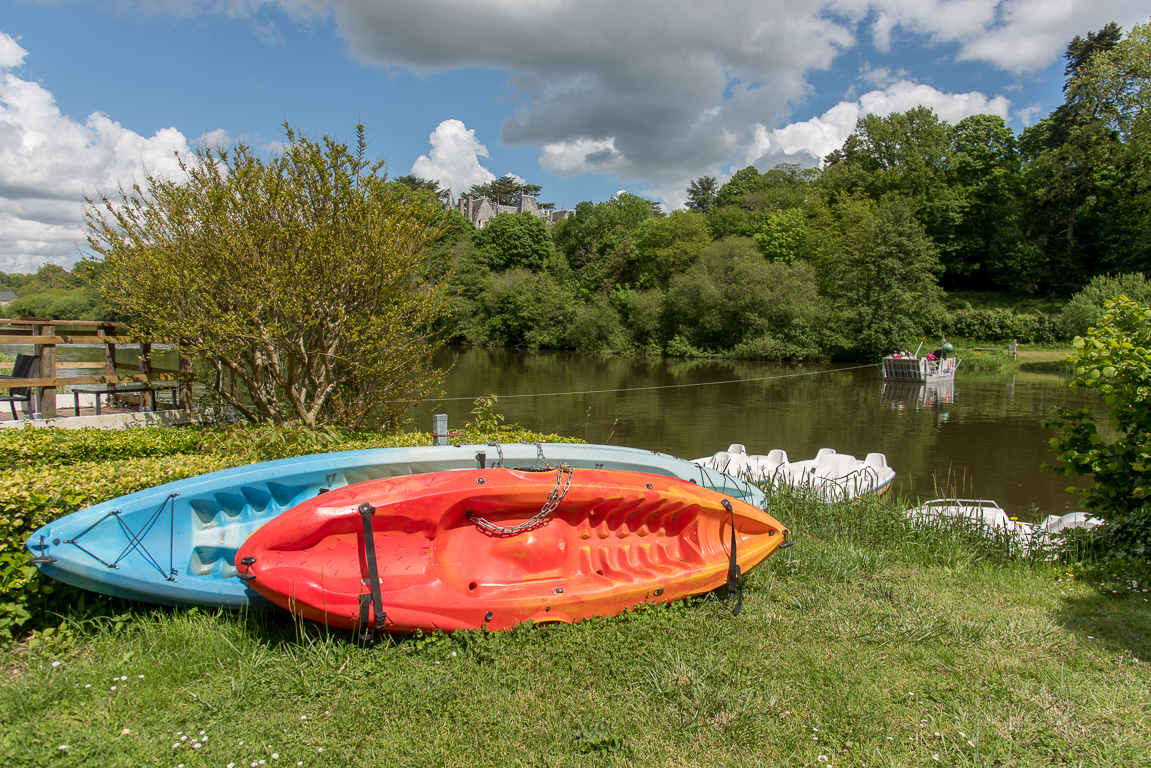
468,464 -> 574,536
485,441 -> 505,468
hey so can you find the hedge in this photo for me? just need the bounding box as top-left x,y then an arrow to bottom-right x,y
0,454 -> 244,638
945,307 -> 1061,343
0,426 -> 204,470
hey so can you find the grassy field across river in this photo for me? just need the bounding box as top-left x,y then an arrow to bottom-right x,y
2,484 -> 1148,767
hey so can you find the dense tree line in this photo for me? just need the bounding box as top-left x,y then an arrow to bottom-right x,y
428,20 -> 1150,361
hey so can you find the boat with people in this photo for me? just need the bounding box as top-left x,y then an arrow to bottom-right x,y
236,467 -> 788,635
694,444 -> 895,501
25,442 -> 768,609
907,498 -> 1103,556
882,340 -> 960,382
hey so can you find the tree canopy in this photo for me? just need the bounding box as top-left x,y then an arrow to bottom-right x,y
85,125 -> 450,431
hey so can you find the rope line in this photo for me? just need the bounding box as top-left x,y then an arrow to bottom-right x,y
421,362 -> 880,402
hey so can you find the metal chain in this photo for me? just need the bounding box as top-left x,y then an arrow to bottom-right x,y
468,464 -> 574,535
534,442 -> 550,468
486,441 -> 505,468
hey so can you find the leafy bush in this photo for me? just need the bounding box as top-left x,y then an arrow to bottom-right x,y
946,307 -> 1059,342
1056,272 -> 1151,339
472,269 -> 579,348
609,287 -> 664,351
3,288 -> 103,320
564,294 -> 630,352
197,421 -> 347,462
0,454 -> 240,638
663,238 -> 833,357
472,212 -> 555,271
1045,297 -> 1151,565
0,426 -> 203,470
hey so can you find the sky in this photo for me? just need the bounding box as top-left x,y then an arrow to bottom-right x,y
1,1 -> 1148,273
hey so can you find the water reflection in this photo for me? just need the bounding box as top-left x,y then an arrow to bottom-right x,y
417,347 -> 1096,519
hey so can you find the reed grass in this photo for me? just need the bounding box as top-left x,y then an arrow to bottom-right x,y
2,490 -> 1148,767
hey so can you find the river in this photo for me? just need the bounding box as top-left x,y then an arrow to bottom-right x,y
414,347 -> 1098,519
3,341 -> 1097,519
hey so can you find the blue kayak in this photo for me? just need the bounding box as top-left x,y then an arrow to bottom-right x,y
25,442 -> 767,609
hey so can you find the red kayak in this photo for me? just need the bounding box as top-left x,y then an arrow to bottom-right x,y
235,467 -> 788,634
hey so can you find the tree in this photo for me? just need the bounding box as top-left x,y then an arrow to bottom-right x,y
816,195 -> 945,359
662,237 -> 831,358
1045,297 -> 1151,561
472,212 -> 555,272
1021,22 -> 1140,289
624,211 -> 711,289
85,124 -> 450,432
468,175 -> 546,207
1056,272 -> 1151,338
685,175 -> 718,213
946,114 -> 1033,289
16,264 -> 76,296
550,193 -> 658,294
394,174 -> 451,203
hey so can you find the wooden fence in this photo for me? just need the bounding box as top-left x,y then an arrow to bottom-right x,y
0,318 -> 191,418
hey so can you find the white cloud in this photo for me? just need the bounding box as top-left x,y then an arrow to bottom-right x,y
0,31 -> 195,271
744,81 -> 1012,169
538,138 -> 619,178
0,31 -> 25,69
123,1 -> 1144,203
833,0 -> 1150,73
198,128 -> 232,149
410,119 -> 496,196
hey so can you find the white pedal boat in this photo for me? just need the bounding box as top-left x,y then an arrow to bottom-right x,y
694,444 -> 896,501
907,498 -> 1103,556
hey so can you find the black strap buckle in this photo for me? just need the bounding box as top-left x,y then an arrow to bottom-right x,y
723,499 -> 743,617
358,502 -> 387,642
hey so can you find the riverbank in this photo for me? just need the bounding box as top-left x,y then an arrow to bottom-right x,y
950,342 -> 1074,375
3,477 -> 1148,766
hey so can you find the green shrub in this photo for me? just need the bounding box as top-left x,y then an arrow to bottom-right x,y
473,269 -> 578,349
1056,272 -> 1151,339
0,454 -> 241,638
3,288 -> 103,320
1045,297 -> 1151,565
564,295 -> 631,352
946,307 -> 1059,342
197,421 -> 348,462
0,426 -> 204,470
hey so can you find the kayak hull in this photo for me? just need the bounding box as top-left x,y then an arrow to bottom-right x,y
25,443 -> 767,608
236,468 -> 786,632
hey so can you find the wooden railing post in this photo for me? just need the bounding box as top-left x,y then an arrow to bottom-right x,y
99,324 -> 116,379
34,322 -> 57,418
178,346 -> 192,410
139,341 -> 154,411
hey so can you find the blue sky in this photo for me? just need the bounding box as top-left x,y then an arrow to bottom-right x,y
2,1 -> 1148,272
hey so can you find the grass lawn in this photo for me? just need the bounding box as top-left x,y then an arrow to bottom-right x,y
3,493 -> 1148,768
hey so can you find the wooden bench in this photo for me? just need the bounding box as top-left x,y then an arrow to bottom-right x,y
71,383 -> 180,416
0,353 -> 39,419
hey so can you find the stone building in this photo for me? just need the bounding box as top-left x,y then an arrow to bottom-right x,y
455,194 -> 569,228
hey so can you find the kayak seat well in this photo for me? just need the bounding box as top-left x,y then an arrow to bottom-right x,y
189,546 -> 240,577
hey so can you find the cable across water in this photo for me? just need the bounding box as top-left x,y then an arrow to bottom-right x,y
421,362 -> 880,402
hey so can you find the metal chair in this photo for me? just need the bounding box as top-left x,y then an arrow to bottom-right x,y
0,353 -> 39,419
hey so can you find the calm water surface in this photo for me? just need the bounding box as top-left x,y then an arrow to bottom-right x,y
414,347 -> 1099,519
4,342 -> 1097,518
